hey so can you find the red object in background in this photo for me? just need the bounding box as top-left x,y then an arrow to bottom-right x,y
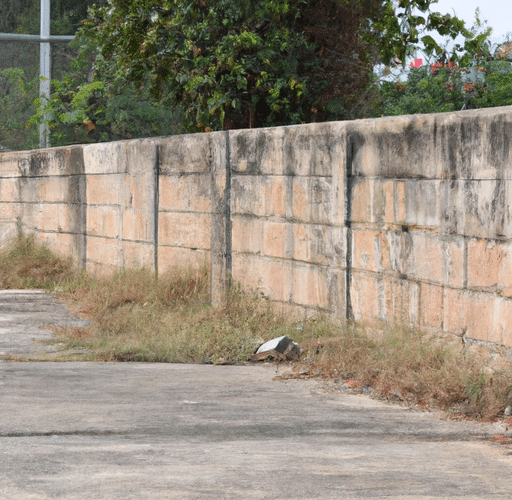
431,61 -> 443,72
409,58 -> 423,68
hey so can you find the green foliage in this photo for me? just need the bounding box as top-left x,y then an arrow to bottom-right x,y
375,10 -> 512,118
0,0 -> 110,150
0,0 -> 107,35
0,68 -> 38,150
29,34 -> 185,146
24,0 -> 483,143
369,0 -> 480,66
77,0 -> 473,132
377,59 -> 512,117
471,61 -> 512,108
86,0 -> 322,131
378,66 -> 464,116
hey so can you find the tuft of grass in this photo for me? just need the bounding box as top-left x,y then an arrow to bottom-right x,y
0,233 -> 75,290
304,322 -> 512,420
2,233 -> 512,420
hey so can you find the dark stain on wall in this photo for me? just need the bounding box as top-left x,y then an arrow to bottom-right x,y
377,131 -> 405,176
489,117 -> 512,170
444,124 -> 459,179
403,123 -> 426,172
344,130 -> 367,320
362,120 -> 435,179
435,116 -> 483,180
346,130 -> 365,178
284,130 -> 303,177
232,130 -> 267,175
459,122 -> 470,177
491,179 -> 506,237
400,229 -> 413,278
28,147 -> 84,178
29,151 -> 50,176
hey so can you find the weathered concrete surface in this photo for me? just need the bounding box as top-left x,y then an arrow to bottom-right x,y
0,290 -> 88,358
3,106 -> 512,345
1,291 -> 512,499
1,362 -> 512,500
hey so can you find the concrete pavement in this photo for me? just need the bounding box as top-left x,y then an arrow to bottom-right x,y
2,362 -> 512,500
1,291 -> 512,499
0,290 -> 89,358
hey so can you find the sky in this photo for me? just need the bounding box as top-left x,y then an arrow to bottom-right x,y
433,0 -> 512,43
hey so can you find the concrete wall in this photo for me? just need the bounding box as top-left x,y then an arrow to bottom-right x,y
0,146 -> 86,266
2,105 -> 512,345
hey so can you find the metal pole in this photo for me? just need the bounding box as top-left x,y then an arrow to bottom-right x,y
39,0 -> 51,148
0,6 -> 74,151
0,33 -> 73,42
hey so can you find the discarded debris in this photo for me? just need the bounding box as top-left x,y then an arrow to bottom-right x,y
251,336 -> 301,362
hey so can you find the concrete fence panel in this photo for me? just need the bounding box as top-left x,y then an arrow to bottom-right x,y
2,106 -> 512,345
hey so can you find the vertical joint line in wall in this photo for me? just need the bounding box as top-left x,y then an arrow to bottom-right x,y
153,144 -> 160,276
462,235 -> 468,289
225,131 -> 233,288
345,137 -> 354,321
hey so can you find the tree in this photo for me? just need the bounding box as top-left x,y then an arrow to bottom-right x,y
0,0 -> 107,35
0,0 -> 110,149
376,13 -> 512,118
0,0 -> 109,82
377,63 -> 465,116
378,58 -> 512,117
28,32 -> 186,146
0,68 -> 38,150
472,61 -> 512,108
77,0 -> 475,132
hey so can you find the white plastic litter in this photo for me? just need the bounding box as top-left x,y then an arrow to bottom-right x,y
252,336 -> 301,361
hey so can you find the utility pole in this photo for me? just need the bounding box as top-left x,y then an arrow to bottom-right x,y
0,0 -> 75,149
39,0 -> 51,148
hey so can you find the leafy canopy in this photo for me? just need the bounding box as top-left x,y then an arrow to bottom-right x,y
377,11 -> 512,117
79,0 -> 475,132
378,59 -> 512,117
0,0 -> 107,35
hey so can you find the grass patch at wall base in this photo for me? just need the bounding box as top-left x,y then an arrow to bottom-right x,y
0,233 -> 74,290
2,233 -> 512,421
302,325 -> 512,420
53,265 -> 302,366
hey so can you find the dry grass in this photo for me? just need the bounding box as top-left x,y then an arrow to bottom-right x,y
2,233 -> 512,420
302,322 -> 512,420
54,266 -> 304,365
0,233 -> 74,290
